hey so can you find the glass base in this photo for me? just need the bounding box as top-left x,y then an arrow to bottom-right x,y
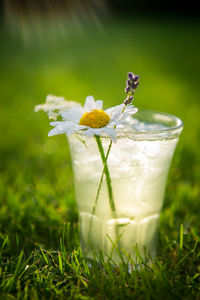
80,213 -> 159,264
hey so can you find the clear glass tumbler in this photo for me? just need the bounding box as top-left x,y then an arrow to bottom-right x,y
68,109 -> 183,263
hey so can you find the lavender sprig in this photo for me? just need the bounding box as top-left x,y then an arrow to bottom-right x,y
124,72 -> 139,105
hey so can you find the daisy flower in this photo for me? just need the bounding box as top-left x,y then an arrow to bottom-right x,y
48,96 -> 138,142
34,95 -> 81,120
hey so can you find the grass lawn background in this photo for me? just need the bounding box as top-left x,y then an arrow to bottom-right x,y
0,16 -> 200,299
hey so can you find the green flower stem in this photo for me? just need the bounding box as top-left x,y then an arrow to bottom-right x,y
91,139 -> 113,217
87,135 -> 121,254
88,137 -> 113,245
95,135 -> 117,217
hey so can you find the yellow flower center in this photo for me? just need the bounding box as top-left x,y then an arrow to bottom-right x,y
79,109 -> 110,128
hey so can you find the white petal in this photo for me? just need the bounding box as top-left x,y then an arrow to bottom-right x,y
105,103 -> 125,116
125,105 -> 138,114
83,127 -> 117,142
121,107 -> 138,120
106,104 -> 138,126
109,112 -> 122,123
48,124 -> 73,136
48,121 -> 88,137
83,128 -> 99,137
95,100 -> 103,110
78,124 -> 89,129
84,96 -> 96,111
65,124 -> 88,136
104,128 -> 117,142
49,121 -> 68,126
61,106 -> 83,121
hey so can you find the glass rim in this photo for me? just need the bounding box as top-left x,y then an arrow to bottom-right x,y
116,109 -> 183,140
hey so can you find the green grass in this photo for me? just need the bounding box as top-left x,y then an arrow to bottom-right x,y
0,17 -> 200,299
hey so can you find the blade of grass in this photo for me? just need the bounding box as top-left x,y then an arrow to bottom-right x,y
179,223 -> 184,250
40,248 -> 49,265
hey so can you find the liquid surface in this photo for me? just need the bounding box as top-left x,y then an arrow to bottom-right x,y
118,117 -> 170,132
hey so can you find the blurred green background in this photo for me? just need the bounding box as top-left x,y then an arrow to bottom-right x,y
0,1 -> 200,297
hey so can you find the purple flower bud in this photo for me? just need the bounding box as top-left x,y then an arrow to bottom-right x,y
131,81 -> 139,89
128,72 -> 134,80
124,97 -> 130,105
125,86 -> 130,93
129,96 -> 133,102
133,75 -> 139,81
124,96 -> 134,105
126,80 -> 131,86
